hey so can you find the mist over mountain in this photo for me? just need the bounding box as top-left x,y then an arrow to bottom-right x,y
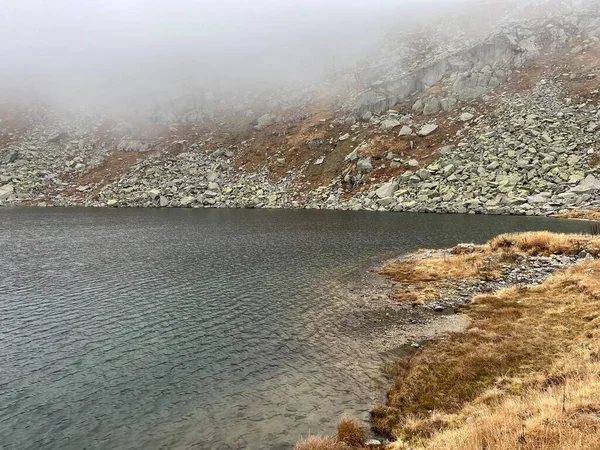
1,0 -> 471,114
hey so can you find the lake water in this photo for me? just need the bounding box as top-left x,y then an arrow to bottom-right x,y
0,209 -> 591,450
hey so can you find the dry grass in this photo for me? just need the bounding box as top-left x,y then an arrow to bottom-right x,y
384,232 -> 600,305
489,231 -> 600,257
372,232 -> 600,449
294,436 -> 350,450
336,417 -> 367,447
382,253 -> 484,283
556,210 -> 600,222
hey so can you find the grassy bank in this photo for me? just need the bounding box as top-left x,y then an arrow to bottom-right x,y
555,210 -> 600,222
296,232 -> 600,450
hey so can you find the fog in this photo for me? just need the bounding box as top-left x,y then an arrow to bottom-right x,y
1,0 -> 483,115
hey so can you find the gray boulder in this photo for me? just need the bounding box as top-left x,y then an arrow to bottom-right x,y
381,119 -> 401,131
357,157 -> 373,173
398,125 -> 413,136
417,124 -> 438,136
460,112 -> 475,122
159,196 -> 170,207
412,99 -> 424,114
440,97 -> 458,112
254,114 -> 275,131
0,184 -> 14,201
571,174 -> 600,193
423,97 -> 442,115
375,180 -> 399,199
416,169 -> 432,180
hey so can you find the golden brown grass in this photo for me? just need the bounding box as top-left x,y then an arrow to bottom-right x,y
382,252 -> 491,284
373,232 -> 600,449
294,435 -> 349,450
555,209 -> 600,221
383,232 -> 600,305
336,417 -> 367,447
489,231 -> 600,257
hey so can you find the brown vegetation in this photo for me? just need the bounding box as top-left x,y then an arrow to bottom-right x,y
383,232 -> 600,305
489,231 -> 600,257
336,417 -> 368,447
294,435 -> 349,450
372,232 -> 600,449
556,210 -> 600,222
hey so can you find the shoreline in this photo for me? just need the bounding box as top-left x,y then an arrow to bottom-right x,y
298,231 -> 600,449
3,202 -> 600,227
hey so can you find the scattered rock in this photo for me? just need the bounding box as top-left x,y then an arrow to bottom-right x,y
417,123 -> 438,136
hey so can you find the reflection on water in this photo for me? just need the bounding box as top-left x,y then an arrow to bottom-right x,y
0,208 -> 590,449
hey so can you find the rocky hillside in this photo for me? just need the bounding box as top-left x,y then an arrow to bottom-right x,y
1,0 -> 600,216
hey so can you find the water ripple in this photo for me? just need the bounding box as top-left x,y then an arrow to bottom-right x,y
0,208 -> 590,450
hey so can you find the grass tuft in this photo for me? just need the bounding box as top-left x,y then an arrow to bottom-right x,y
488,231 -> 600,256
336,416 -> 367,447
294,435 -> 349,450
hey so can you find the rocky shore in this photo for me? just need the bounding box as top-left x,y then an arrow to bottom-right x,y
295,231 -> 600,449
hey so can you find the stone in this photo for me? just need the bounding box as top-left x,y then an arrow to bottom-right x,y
6,151 -> 19,163
571,45 -> 583,54
339,133 -> 350,141
398,125 -> 412,136
159,196 -> 170,207
486,161 -> 500,170
423,97 -> 442,115
180,196 -> 195,206
314,157 -> 325,165
254,113 -> 275,130
147,189 -> 161,200
345,147 -> 360,162
357,158 -> 373,173
0,184 -> 14,201
416,169 -> 432,180
307,139 -> 323,150
408,159 -> 420,167
412,99 -> 424,113
437,145 -> 455,156
527,192 -> 552,204
381,119 -> 401,131
376,180 -> 399,199
571,175 -> 600,193
106,199 -> 118,206
460,112 -> 475,121
417,123 -> 438,136
440,97 -> 458,111
47,131 -> 68,143
443,164 -> 456,176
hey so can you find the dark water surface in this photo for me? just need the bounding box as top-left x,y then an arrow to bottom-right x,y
0,208 -> 592,450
